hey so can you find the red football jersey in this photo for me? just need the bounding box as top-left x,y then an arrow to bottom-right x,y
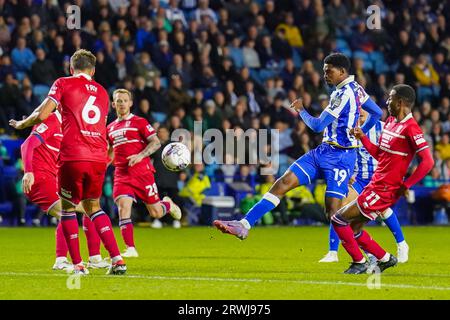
369,113 -> 429,190
47,73 -> 109,163
30,111 -> 62,175
107,113 -> 156,174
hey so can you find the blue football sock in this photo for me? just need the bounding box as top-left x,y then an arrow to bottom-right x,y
383,210 -> 405,243
244,193 -> 280,227
329,223 -> 340,251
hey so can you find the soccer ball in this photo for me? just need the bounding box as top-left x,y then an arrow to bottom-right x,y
161,142 -> 191,172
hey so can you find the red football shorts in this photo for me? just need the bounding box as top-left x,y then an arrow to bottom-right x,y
58,161 -> 107,205
356,184 -> 400,221
26,171 -> 59,212
113,168 -> 160,205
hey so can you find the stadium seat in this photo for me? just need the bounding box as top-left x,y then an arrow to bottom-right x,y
1,165 -> 18,180
353,51 -> 369,61
0,138 -> 24,162
291,48 -> 302,68
0,202 -> 13,225
33,84 -> 51,101
204,181 -> 225,196
335,38 -> 352,58
160,77 -> 168,89
151,112 -> 167,123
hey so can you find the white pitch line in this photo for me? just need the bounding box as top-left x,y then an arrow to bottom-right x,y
1,272 -> 450,292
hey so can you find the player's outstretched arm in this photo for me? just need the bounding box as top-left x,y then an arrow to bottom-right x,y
127,135 -> 162,167
290,98 -> 335,133
9,98 -> 57,130
360,97 -> 382,133
20,134 -> 42,193
352,127 -> 381,160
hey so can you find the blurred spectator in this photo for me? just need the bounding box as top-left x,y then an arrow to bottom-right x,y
134,52 -> 161,87
179,163 -> 211,206
11,37 -> 36,75
436,134 -> 450,161
275,12 -> 304,49
413,54 -> 440,102
168,74 -> 191,113
204,99 -> 223,130
31,48 -> 57,86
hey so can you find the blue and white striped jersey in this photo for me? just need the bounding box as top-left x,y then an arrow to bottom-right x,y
354,121 -> 384,180
323,75 -> 369,148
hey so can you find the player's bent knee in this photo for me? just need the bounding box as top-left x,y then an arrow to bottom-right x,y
271,172 -> 298,197
146,204 -> 164,219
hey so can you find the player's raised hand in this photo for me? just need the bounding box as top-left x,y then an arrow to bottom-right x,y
289,98 -> 304,112
127,153 -> 145,166
9,118 -> 27,130
350,127 -> 364,139
22,172 -> 35,194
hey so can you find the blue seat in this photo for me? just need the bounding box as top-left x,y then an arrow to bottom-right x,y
0,138 -> 24,162
33,84 -> 50,101
336,39 -> 352,58
353,51 -> 369,61
291,48 -> 302,68
160,77 -> 168,89
0,202 -> 13,226
204,181 -> 225,196
1,165 -> 18,179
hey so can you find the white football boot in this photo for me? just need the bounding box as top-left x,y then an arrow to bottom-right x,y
163,196 -> 182,220
71,263 -> 89,275
318,251 -> 339,263
52,257 -> 74,272
397,241 -> 409,263
121,246 -> 139,258
87,255 -> 111,269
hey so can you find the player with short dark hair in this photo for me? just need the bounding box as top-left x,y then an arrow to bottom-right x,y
10,49 -> 126,275
332,84 -> 434,274
319,109 -> 409,264
214,53 -> 383,241
107,89 -> 181,258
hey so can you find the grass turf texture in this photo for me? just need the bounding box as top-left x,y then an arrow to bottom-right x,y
0,226 -> 449,300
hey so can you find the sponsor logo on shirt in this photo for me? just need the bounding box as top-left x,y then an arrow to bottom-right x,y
414,134 -> 426,145
36,123 -> 48,133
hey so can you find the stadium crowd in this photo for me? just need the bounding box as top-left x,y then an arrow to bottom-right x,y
0,0 -> 449,226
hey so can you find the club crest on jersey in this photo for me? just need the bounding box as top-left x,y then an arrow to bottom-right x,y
395,125 -> 404,133
126,121 -> 131,127
330,96 -> 341,110
61,188 -> 72,199
36,123 -> 48,133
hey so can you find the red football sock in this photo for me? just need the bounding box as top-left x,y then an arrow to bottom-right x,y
354,230 -> 387,260
160,201 -> 171,216
55,222 -> 68,258
61,211 -> 82,265
119,218 -> 135,248
331,219 -> 365,262
82,215 -> 101,257
91,210 -> 121,259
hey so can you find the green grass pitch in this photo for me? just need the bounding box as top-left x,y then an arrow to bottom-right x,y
0,226 -> 449,299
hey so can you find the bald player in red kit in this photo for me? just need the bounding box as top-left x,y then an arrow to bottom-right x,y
10,49 -> 126,275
